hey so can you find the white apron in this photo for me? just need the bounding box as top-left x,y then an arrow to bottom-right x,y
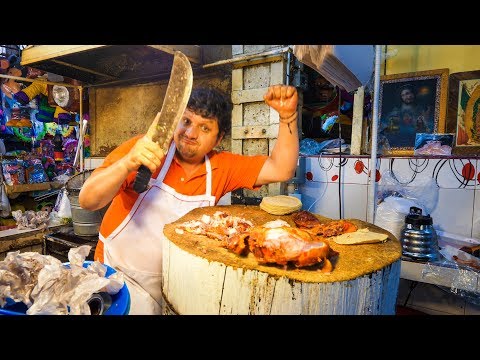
102,142 -> 215,314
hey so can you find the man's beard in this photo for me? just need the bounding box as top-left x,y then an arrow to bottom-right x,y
177,139 -> 198,159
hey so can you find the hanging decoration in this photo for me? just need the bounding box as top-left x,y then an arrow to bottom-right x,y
63,138 -> 78,162
46,122 -> 76,137
12,111 -> 47,143
12,124 -> 47,143
13,78 -> 73,124
83,133 -> 91,158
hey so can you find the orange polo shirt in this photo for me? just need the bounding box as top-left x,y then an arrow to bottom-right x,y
94,135 -> 268,262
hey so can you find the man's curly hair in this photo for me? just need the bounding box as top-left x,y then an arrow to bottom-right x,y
187,87 -> 232,138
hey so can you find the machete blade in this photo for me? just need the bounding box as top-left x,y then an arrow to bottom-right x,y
133,51 -> 193,193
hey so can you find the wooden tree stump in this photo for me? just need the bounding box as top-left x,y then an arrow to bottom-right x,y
162,205 -> 402,315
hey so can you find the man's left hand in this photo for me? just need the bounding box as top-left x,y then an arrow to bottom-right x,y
263,85 -> 298,118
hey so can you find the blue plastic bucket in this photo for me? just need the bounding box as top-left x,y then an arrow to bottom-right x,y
0,261 -> 130,315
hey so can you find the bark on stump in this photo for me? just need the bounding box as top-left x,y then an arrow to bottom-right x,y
162,205 -> 402,315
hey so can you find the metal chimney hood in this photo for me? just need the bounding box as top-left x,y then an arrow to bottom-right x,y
20,45 -> 203,87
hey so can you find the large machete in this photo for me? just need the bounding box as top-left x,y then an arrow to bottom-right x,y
133,51 -> 193,193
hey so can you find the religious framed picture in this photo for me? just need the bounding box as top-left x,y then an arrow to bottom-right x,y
446,70 -> 480,155
377,68 -> 449,156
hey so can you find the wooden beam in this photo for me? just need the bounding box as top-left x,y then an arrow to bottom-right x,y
0,74 -> 82,89
231,68 -> 243,91
350,86 -> 365,155
51,59 -> 117,80
231,88 -> 265,105
232,104 -> 243,127
20,45 -> 107,65
148,45 -> 202,64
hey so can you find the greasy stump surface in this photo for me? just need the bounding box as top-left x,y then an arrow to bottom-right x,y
163,205 -> 402,283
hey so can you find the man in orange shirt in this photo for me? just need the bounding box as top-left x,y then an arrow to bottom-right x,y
79,85 -> 299,314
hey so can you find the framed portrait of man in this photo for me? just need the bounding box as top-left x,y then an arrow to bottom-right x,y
377,69 -> 449,156
446,70 -> 480,155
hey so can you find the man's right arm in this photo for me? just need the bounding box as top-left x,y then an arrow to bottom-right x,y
79,113 -> 165,211
78,156 -> 133,211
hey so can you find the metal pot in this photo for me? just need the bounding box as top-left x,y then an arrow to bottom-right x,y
400,206 -> 439,261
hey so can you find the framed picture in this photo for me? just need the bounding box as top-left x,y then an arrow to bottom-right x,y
446,70 -> 480,155
378,69 -> 449,156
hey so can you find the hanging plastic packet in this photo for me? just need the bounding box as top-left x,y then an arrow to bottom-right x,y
0,182 -> 11,218
321,114 -> 339,133
56,188 -> 72,219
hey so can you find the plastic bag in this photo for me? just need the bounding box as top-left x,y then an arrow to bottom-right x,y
299,138 -> 345,155
374,170 -> 439,239
56,188 -> 72,219
375,196 -> 425,241
12,210 -> 49,230
422,246 -> 480,306
0,139 -> 6,155
0,182 -> 11,218
1,159 -> 26,186
376,170 -> 438,214
24,158 -> 49,184
414,133 -> 454,156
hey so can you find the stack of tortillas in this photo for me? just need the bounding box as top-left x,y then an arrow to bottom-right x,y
333,228 -> 388,245
260,195 -> 302,215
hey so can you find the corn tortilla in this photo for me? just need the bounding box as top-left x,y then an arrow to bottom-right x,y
260,195 -> 302,215
333,228 -> 388,245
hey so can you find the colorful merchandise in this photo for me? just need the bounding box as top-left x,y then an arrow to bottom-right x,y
13,78 -> 73,124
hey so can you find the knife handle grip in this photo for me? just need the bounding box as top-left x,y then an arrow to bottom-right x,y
133,165 -> 152,193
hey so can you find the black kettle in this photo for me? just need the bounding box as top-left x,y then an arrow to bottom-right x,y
400,206 -> 439,262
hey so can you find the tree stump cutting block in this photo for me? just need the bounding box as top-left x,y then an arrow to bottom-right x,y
162,205 -> 402,315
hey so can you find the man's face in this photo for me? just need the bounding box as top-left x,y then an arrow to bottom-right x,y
401,88 -> 415,104
173,109 -> 222,162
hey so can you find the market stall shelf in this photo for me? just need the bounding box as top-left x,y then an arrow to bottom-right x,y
5,181 -> 63,195
162,205 -> 402,315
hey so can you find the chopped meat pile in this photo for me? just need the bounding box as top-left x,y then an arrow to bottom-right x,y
459,245 -> 480,258
292,210 -> 358,236
175,211 -> 253,242
175,210 -> 351,271
452,255 -> 480,270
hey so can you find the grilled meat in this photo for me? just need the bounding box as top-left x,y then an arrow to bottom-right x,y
292,210 -> 358,237
227,220 -> 338,270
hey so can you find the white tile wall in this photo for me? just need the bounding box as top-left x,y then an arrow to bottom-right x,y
298,181 -> 329,214
299,181 -> 368,220
472,191 -> 480,239
302,155 -> 480,315
340,157 -> 371,185
430,188 -> 474,236
83,157 -> 105,170
342,184 -> 369,221
437,159 -> 477,189
306,156 -> 370,185
378,158 -> 477,189
305,156 -> 330,183
378,157 -> 429,185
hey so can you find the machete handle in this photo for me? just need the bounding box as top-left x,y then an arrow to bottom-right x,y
133,165 -> 152,193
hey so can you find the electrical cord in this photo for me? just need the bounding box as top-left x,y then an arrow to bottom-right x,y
403,280 -> 418,306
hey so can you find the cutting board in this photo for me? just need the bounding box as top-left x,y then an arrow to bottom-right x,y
162,205 -> 402,315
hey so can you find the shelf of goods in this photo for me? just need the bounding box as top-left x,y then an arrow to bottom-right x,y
5,181 -> 63,195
